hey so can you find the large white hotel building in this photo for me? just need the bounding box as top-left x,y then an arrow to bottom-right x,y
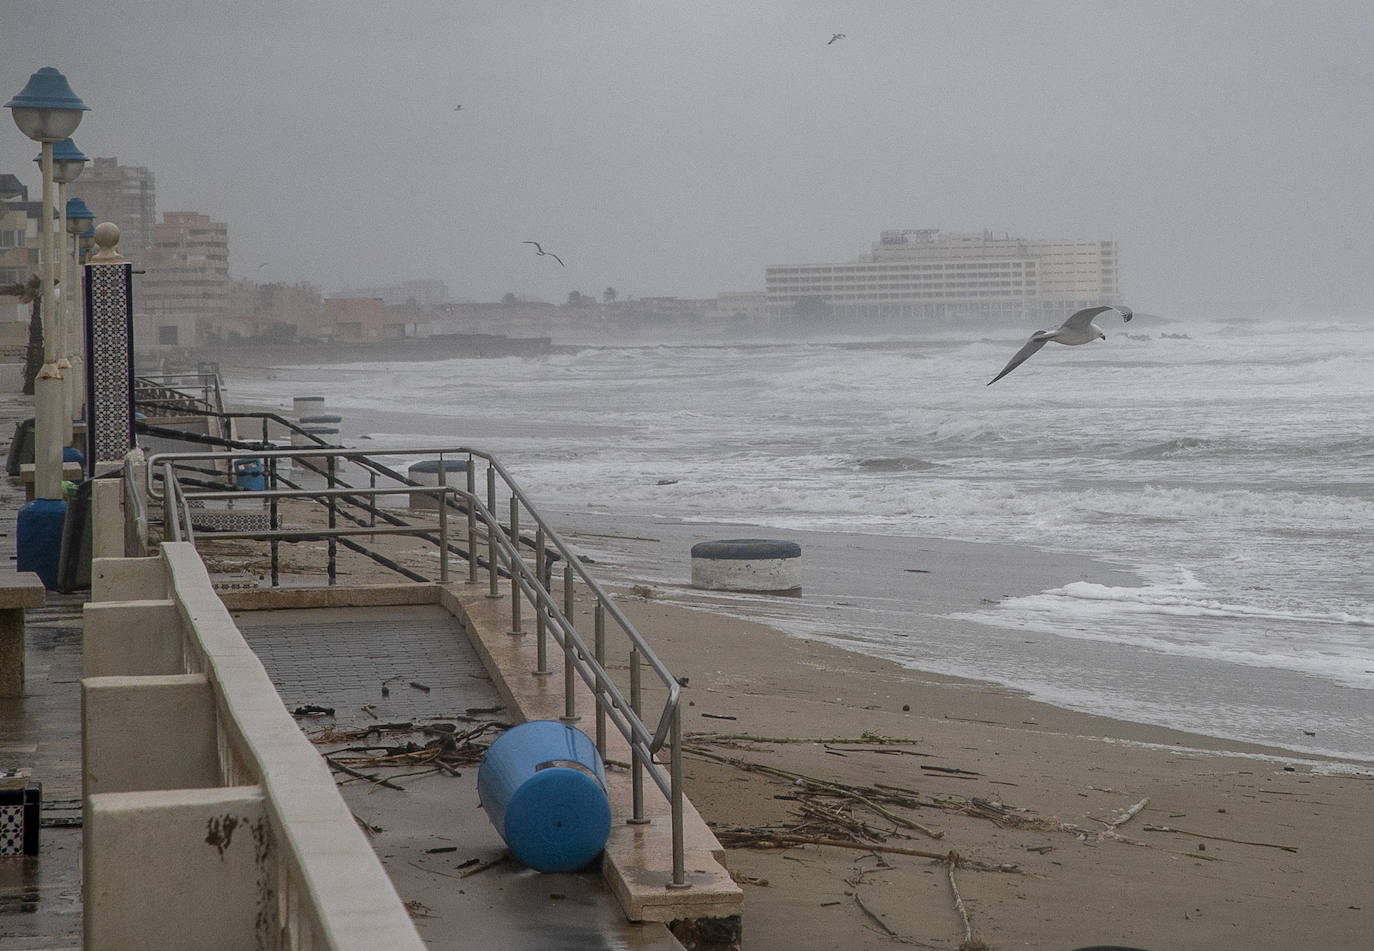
764,229 -> 1121,327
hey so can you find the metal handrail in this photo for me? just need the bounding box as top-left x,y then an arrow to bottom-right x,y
135,371 -> 224,416
146,444 -> 689,886
122,453 -> 149,555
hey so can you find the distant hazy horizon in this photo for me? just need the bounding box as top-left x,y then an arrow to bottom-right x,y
5,2 -> 1373,319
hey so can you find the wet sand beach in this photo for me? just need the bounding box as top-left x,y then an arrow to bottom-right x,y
610,573 -> 1373,950
531,512 -> 1370,950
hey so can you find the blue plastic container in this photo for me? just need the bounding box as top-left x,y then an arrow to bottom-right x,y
233,458 -> 265,490
16,498 -> 68,590
61,446 -> 84,466
477,721 -> 611,873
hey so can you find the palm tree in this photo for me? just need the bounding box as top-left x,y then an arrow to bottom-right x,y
0,274 -> 43,395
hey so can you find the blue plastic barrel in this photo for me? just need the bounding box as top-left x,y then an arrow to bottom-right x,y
17,498 -> 68,590
477,721 -> 611,873
233,458 -> 265,490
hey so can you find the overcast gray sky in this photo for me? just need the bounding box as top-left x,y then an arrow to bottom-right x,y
4,1 -> 1372,317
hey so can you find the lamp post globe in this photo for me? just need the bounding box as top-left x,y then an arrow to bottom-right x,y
66,196 -> 95,236
41,137 -> 88,185
5,67 -> 89,142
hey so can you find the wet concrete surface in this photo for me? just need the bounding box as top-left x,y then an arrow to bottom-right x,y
0,592 -> 86,947
0,390 -> 682,949
236,604 -> 683,950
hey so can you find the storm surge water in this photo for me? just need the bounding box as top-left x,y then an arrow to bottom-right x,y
226,314 -> 1374,762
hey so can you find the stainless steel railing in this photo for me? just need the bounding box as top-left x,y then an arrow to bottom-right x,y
134,371 -> 225,417
146,445 -> 689,886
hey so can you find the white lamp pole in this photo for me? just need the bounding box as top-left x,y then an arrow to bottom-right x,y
65,196 -> 95,427
44,138 -> 87,447
6,67 -> 89,501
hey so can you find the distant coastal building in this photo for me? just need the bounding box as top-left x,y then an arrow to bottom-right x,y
0,174 -> 37,299
765,229 -> 1122,326
140,211 -> 229,348
333,279 -> 448,309
66,157 -> 157,255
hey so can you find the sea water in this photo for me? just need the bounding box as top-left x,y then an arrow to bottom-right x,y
224,313 -> 1374,762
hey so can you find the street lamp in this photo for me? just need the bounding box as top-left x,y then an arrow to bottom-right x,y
65,195 -> 95,426
37,137 -> 88,445
6,67 -> 88,507
6,67 -> 89,588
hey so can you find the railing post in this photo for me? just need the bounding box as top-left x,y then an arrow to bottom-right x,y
437,486 -> 449,584
369,469 -> 377,530
326,453 -> 337,585
594,600 -> 607,756
466,461 -> 478,584
669,703 -> 688,888
269,456 -> 280,587
485,465 -> 499,598
534,527 -> 547,646
628,649 -> 647,825
508,497 -> 523,635
561,561 -> 577,723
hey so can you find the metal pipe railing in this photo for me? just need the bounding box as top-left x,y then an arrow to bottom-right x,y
144,445 -> 689,886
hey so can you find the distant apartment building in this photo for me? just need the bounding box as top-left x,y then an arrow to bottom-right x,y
219,280 -> 323,341
765,229 -> 1122,327
0,175 -> 36,290
335,279 -> 448,309
139,212 -> 229,347
0,174 -> 40,329
315,297 -> 409,341
66,157 -> 156,255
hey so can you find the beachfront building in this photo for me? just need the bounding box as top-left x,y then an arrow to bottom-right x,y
765,229 -> 1122,329
139,211 -> 230,348
66,157 -> 156,255
0,174 -> 37,298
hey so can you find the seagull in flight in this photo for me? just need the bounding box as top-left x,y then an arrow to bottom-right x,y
828,33 -> 846,45
522,240 -> 565,267
986,305 -> 1134,385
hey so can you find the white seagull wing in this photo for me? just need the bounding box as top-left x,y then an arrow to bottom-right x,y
987,333 -> 1051,385
1058,305 -> 1117,335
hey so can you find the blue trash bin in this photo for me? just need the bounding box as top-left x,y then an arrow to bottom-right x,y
477,721 -> 612,873
16,498 -> 67,590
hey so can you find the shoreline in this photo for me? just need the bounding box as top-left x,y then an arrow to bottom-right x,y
602,578 -> 1372,949
547,509 -> 1368,767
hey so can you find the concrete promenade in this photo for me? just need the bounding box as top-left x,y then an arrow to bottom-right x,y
0,387 -> 712,949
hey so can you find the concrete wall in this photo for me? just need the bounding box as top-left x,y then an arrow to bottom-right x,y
82,545 -> 426,951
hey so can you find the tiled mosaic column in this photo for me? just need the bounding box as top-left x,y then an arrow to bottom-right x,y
82,223 -> 135,477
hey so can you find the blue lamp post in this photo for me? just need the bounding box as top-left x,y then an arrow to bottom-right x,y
6,67 -> 89,588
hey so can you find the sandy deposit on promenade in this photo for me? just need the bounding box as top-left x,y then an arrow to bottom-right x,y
602,580 -> 1373,951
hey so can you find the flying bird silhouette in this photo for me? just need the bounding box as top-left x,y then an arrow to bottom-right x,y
828,33 -> 846,45
986,305 -> 1134,385
522,240 -> 565,267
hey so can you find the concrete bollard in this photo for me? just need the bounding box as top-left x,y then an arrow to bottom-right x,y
690,538 -> 802,596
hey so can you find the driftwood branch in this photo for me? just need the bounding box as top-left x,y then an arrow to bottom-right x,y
327,756 -> 405,791
853,891 -> 897,936
947,852 -> 992,950
1143,824 -> 1298,853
